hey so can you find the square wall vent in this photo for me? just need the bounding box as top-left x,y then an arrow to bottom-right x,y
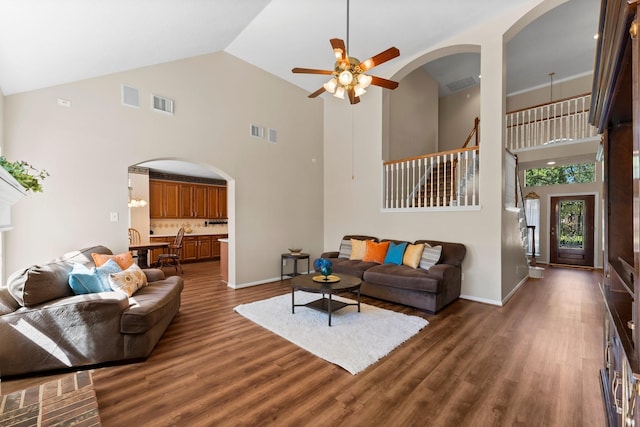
250,124 -> 265,139
152,94 -> 174,115
268,128 -> 277,143
122,85 -> 140,108
445,76 -> 478,93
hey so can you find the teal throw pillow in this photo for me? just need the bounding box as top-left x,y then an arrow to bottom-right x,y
68,259 -> 122,294
384,242 -> 408,265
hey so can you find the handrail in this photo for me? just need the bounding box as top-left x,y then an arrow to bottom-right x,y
462,117 -> 480,149
383,145 -> 478,166
506,92 -> 591,115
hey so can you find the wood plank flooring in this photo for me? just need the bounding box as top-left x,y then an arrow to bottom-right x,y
2,262 -> 605,426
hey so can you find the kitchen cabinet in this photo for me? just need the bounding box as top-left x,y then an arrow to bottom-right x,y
207,186 -> 227,219
180,184 -> 207,218
182,236 -> 199,262
149,180 -> 180,218
149,234 -> 227,264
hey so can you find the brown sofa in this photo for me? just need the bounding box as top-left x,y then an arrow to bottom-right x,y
318,235 -> 466,313
0,245 -> 183,377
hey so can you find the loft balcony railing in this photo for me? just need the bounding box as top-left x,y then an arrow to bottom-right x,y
505,93 -> 598,151
383,118 -> 480,210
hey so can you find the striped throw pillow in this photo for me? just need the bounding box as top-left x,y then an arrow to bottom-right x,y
419,244 -> 442,270
338,239 -> 352,259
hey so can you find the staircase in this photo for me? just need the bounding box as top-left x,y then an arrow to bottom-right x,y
413,160 -> 454,207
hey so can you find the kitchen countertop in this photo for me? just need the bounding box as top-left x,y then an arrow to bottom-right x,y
151,232 -> 229,238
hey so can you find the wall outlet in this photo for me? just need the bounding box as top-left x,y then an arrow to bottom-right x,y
110,212 -> 119,222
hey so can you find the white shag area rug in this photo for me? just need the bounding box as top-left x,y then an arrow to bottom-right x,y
234,291 -> 428,375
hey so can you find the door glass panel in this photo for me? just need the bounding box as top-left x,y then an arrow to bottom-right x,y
558,200 -> 585,249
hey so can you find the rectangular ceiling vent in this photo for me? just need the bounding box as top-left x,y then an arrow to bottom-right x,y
152,94 -> 174,115
250,124 -> 265,139
122,84 -> 140,108
445,76 -> 478,93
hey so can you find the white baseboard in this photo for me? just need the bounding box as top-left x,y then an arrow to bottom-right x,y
228,270 -> 314,289
501,275 -> 528,305
459,294 -> 502,306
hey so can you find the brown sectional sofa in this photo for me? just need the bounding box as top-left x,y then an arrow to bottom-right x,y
318,235 -> 466,313
0,245 -> 183,377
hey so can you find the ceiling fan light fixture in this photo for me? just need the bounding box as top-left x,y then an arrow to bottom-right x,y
357,73 -> 372,88
354,85 -> 366,97
323,78 -> 338,93
334,86 -> 346,99
333,48 -> 343,60
338,70 -> 354,85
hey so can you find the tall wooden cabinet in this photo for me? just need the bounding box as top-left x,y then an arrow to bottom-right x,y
150,179 -> 227,219
591,0 -> 640,425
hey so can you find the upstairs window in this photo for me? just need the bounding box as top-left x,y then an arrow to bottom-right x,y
525,162 -> 595,187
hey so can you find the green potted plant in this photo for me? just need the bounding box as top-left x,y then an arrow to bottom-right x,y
0,157 -> 49,193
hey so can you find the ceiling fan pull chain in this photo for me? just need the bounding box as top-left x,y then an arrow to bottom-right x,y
346,0 -> 350,54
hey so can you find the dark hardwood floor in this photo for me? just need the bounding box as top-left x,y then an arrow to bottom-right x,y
2,262 -> 605,426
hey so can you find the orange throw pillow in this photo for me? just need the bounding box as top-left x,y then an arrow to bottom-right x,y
362,240 -> 390,264
92,252 -> 134,270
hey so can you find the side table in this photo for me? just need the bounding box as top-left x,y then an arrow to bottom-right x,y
281,253 -> 310,280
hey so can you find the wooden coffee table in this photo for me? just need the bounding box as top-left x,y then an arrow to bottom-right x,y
291,273 -> 361,326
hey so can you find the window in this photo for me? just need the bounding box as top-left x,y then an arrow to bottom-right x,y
525,197 -> 540,256
525,163 -> 595,187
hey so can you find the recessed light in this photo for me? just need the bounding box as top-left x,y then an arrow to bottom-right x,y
547,161 -> 556,165
594,33 -> 599,40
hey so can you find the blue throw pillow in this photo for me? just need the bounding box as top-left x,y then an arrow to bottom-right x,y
384,242 -> 408,265
68,259 -> 122,294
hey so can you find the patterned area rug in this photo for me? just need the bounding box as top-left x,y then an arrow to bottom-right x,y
0,371 -> 101,426
234,291 -> 428,374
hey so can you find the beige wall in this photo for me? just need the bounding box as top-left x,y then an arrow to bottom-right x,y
506,73 -> 593,112
439,85 -> 481,152
388,68 -> 439,161
2,52 -> 324,287
323,2 -> 543,305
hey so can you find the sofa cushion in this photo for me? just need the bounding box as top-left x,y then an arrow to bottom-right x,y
349,239 -> 368,260
364,264 -> 442,293
121,277 -> 184,334
7,245 -> 113,307
415,240 -> 466,267
363,240 -> 390,264
109,264 -> 148,297
384,242 -> 408,265
0,287 -> 19,315
328,258 -> 378,280
68,259 -> 122,294
92,251 -> 134,270
419,244 -> 443,270
403,243 -> 425,268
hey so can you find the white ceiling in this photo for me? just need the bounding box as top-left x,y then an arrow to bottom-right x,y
0,0 -> 599,97
0,0 -> 600,178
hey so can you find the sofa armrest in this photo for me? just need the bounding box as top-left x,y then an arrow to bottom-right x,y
320,251 -> 339,258
143,268 -> 166,282
427,264 -> 461,283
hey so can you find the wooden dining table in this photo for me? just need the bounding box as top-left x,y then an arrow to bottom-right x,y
129,241 -> 170,268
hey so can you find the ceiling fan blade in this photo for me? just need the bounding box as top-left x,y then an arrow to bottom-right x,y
308,87 -> 326,98
348,89 -> 360,105
370,75 -> 399,90
292,67 -> 334,75
330,38 -> 348,60
359,47 -> 400,71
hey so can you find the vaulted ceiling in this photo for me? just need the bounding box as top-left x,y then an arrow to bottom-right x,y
0,0 -> 599,97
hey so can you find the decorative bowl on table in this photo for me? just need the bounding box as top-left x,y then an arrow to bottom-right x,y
288,248 -> 302,255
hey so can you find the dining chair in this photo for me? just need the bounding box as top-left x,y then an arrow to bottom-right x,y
128,228 -> 142,263
156,228 -> 185,274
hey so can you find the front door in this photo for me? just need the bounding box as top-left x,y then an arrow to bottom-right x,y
549,195 -> 594,267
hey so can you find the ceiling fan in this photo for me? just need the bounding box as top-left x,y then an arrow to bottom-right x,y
291,1 -> 400,104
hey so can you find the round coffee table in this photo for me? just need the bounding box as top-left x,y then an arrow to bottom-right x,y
291,273 -> 362,326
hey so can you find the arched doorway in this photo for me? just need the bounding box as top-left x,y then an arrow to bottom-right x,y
127,158 -> 235,284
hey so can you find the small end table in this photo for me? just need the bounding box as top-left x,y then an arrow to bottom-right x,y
281,253 -> 310,281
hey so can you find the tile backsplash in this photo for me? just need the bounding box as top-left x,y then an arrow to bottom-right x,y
150,219 -> 228,236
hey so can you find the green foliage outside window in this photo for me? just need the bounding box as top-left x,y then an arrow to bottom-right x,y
525,163 -> 595,187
